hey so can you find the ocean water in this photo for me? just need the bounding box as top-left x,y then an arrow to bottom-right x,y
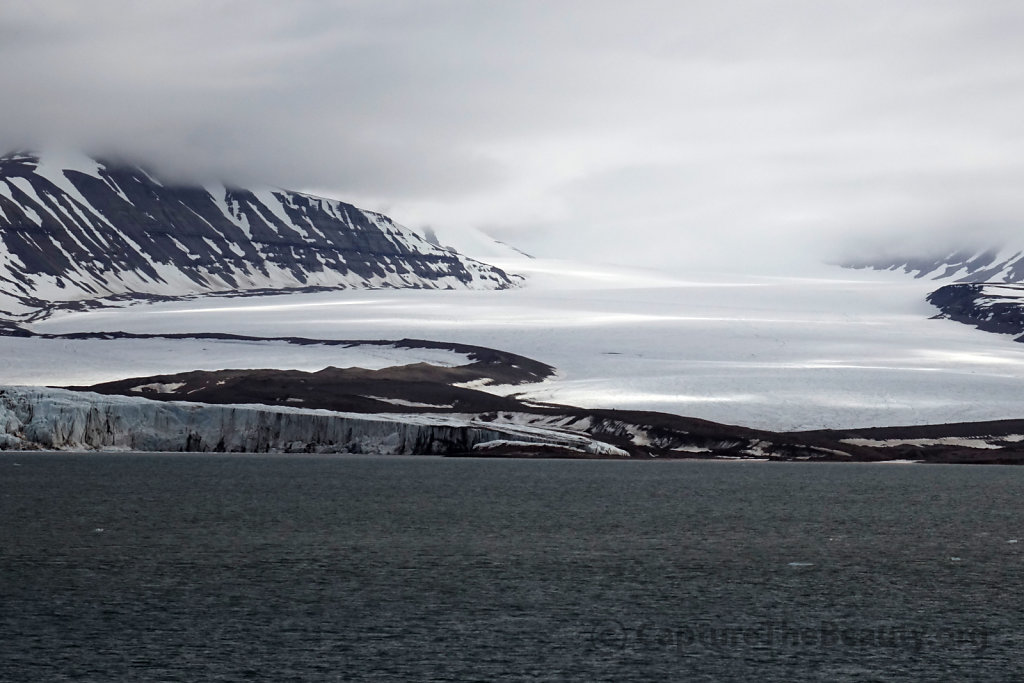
2,454 -> 1023,681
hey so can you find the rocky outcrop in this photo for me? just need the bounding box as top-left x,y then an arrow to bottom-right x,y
68,351 -> 554,416
927,283 -> 1024,340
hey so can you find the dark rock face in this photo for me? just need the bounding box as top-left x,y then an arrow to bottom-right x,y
927,283 -> 1024,340
0,152 -> 516,317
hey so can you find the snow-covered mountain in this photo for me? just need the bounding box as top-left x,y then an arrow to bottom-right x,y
842,246 -> 1024,282
0,151 -> 517,319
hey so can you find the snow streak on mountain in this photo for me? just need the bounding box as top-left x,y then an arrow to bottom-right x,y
843,247 -> 1024,282
0,151 -> 517,319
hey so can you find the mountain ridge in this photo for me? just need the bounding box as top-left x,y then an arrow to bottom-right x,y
0,151 -> 518,319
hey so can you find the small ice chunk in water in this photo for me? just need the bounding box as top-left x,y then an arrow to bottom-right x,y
787,562 -> 814,567
949,556 -> 962,562
1008,539 -> 1019,544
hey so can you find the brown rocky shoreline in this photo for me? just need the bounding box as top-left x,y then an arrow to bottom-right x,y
58,360 -> 1024,464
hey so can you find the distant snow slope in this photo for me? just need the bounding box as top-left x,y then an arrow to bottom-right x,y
842,246 -> 1024,282
0,151 -> 517,319
24,260 -> 1024,431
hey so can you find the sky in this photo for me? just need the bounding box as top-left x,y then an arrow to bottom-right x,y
2,0 -> 1024,271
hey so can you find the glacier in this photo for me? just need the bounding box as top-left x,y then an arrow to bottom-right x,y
25,259 -> 1024,431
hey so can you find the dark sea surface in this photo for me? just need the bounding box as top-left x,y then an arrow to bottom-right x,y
2,454 -> 1023,682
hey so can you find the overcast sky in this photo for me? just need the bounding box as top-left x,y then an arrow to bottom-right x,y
2,0 -> 1024,270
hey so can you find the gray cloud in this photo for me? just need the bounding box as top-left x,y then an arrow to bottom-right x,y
2,0 -> 1024,270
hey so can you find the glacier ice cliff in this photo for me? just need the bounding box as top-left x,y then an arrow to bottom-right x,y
0,386 -> 629,455
0,386 -> 523,453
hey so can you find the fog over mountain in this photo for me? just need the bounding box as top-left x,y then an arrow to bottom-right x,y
3,1 -> 1024,271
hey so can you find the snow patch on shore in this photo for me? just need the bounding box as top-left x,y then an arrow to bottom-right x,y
841,437 -> 1003,450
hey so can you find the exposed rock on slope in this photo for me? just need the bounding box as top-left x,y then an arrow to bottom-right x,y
73,365 -> 534,415
0,151 -> 517,319
927,283 -> 1024,340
